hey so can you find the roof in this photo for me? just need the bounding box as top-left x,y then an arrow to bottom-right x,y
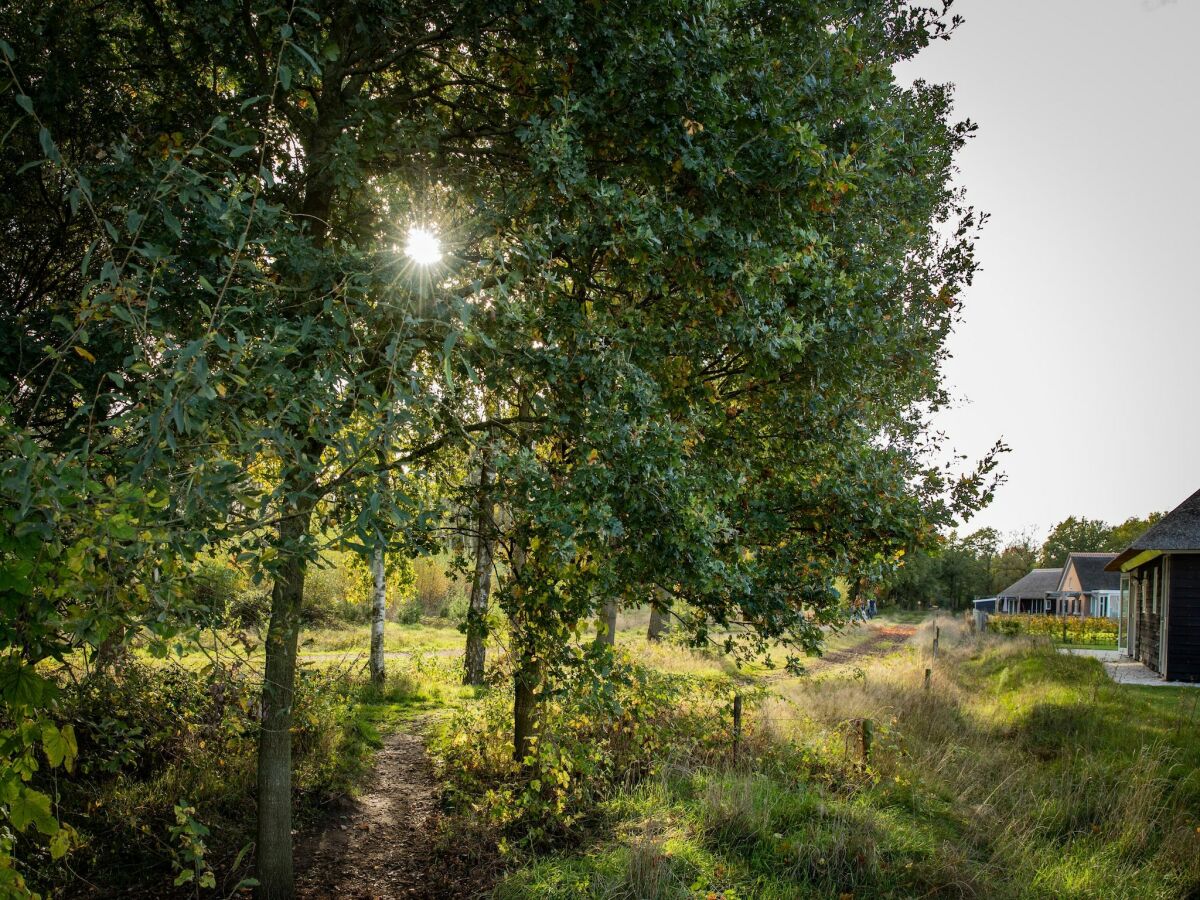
997,568 -> 1063,599
1108,488 -> 1200,570
1062,552 -> 1121,592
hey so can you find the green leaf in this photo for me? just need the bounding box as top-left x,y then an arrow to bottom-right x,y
16,94 -> 33,115
49,825 -> 72,859
42,722 -> 78,772
38,127 -> 60,163
9,787 -> 56,834
0,660 -> 49,709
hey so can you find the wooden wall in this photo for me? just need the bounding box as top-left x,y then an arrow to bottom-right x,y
1167,554 -> 1200,682
1133,558 -> 1163,673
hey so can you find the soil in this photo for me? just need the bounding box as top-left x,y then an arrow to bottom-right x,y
808,624 -> 918,671
295,723 -> 494,900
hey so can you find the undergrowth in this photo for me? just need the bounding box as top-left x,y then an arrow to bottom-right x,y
19,654 -> 451,896
434,621 -> 1200,899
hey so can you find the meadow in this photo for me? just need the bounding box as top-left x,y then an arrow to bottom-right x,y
32,611 -> 1200,898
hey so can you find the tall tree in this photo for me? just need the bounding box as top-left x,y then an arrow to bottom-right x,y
1039,517 -> 1113,568
991,533 -> 1041,593
462,444 -> 494,686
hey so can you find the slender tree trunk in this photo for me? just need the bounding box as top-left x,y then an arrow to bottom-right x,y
256,496 -> 316,900
512,644 -> 541,764
647,603 -> 667,642
464,446 -> 494,686
507,533 -> 540,763
369,544 -> 387,687
596,597 -> 618,647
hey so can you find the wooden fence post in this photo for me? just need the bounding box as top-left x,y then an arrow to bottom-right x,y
732,694 -> 743,763
924,667 -> 932,691
860,718 -> 873,767
933,625 -> 940,658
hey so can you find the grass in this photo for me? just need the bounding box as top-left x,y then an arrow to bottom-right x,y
477,619 -> 1200,899
53,610 -> 1200,897
1056,641 -> 1119,651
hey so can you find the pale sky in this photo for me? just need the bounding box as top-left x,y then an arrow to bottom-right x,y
898,0 -> 1200,540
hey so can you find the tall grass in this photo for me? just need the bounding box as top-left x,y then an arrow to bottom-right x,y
486,619 -> 1200,898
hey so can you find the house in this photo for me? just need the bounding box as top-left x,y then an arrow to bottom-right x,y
1106,488 -> 1200,681
973,597 -> 997,613
995,568 -> 1063,614
1050,552 -> 1121,618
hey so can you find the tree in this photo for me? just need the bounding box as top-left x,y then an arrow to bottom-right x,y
0,2 -> 535,893
3,0 -> 998,891
462,445 -> 494,687
1039,517 -> 1113,568
991,533 -> 1040,594
445,0 -> 999,758
1107,513 -> 1165,551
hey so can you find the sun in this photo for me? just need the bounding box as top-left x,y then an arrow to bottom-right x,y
403,226 -> 442,266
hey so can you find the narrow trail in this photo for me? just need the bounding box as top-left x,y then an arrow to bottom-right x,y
811,624 -> 917,670
756,623 -> 918,683
295,723 -> 489,899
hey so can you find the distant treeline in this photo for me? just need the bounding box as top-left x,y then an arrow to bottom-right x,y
884,513 -> 1164,610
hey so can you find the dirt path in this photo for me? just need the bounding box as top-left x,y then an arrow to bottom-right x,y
295,724 -> 489,899
812,624 -> 917,670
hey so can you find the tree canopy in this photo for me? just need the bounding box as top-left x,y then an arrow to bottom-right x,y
1,1 -> 1000,894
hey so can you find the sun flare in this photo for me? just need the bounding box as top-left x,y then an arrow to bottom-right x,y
404,226 -> 442,266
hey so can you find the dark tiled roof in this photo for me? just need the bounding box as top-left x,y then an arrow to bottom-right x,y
1064,553 -> 1121,592
997,568 -> 1063,599
1108,488 -> 1200,570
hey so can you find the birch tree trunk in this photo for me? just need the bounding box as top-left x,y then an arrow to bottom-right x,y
463,446 -> 494,686
369,544 -> 387,687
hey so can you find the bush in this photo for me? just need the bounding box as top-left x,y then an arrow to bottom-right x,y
412,556 -> 468,618
990,614 -> 1118,645
396,597 -> 423,625
431,649 -> 733,850
26,657 -> 378,895
188,557 -> 270,629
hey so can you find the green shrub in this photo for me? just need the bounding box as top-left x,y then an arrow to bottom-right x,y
990,614 -> 1118,645
26,658 -> 377,895
431,649 -> 733,851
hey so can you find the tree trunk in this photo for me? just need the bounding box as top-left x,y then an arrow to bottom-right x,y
512,645 -> 541,764
507,531 -> 539,763
256,497 -> 316,900
647,603 -> 667,642
463,446 -> 494,686
596,597 -> 618,647
369,543 -> 387,687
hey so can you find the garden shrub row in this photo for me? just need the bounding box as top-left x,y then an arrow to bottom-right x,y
990,613 -> 1118,645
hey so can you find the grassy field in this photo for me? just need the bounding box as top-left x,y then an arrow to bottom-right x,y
446,616 -> 1200,899
41,611 -> 1200,898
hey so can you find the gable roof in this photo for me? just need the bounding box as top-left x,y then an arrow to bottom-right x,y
997,568 -> 1063,599
1061,552 -> 1121,592
1108,488 -> 1200,570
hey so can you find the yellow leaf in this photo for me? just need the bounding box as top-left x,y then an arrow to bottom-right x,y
73,346 -> 96,363
586,449 -> 599,464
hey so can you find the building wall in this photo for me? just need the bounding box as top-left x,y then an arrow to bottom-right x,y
1133,558 -> 1164,673
1059,564 -> 1083,614
1166,554 -> 1200,682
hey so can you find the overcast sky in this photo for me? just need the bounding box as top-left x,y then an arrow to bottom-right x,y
897,0 -> 1200,541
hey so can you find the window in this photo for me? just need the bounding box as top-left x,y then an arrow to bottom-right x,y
1152,569 -> 1159,615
